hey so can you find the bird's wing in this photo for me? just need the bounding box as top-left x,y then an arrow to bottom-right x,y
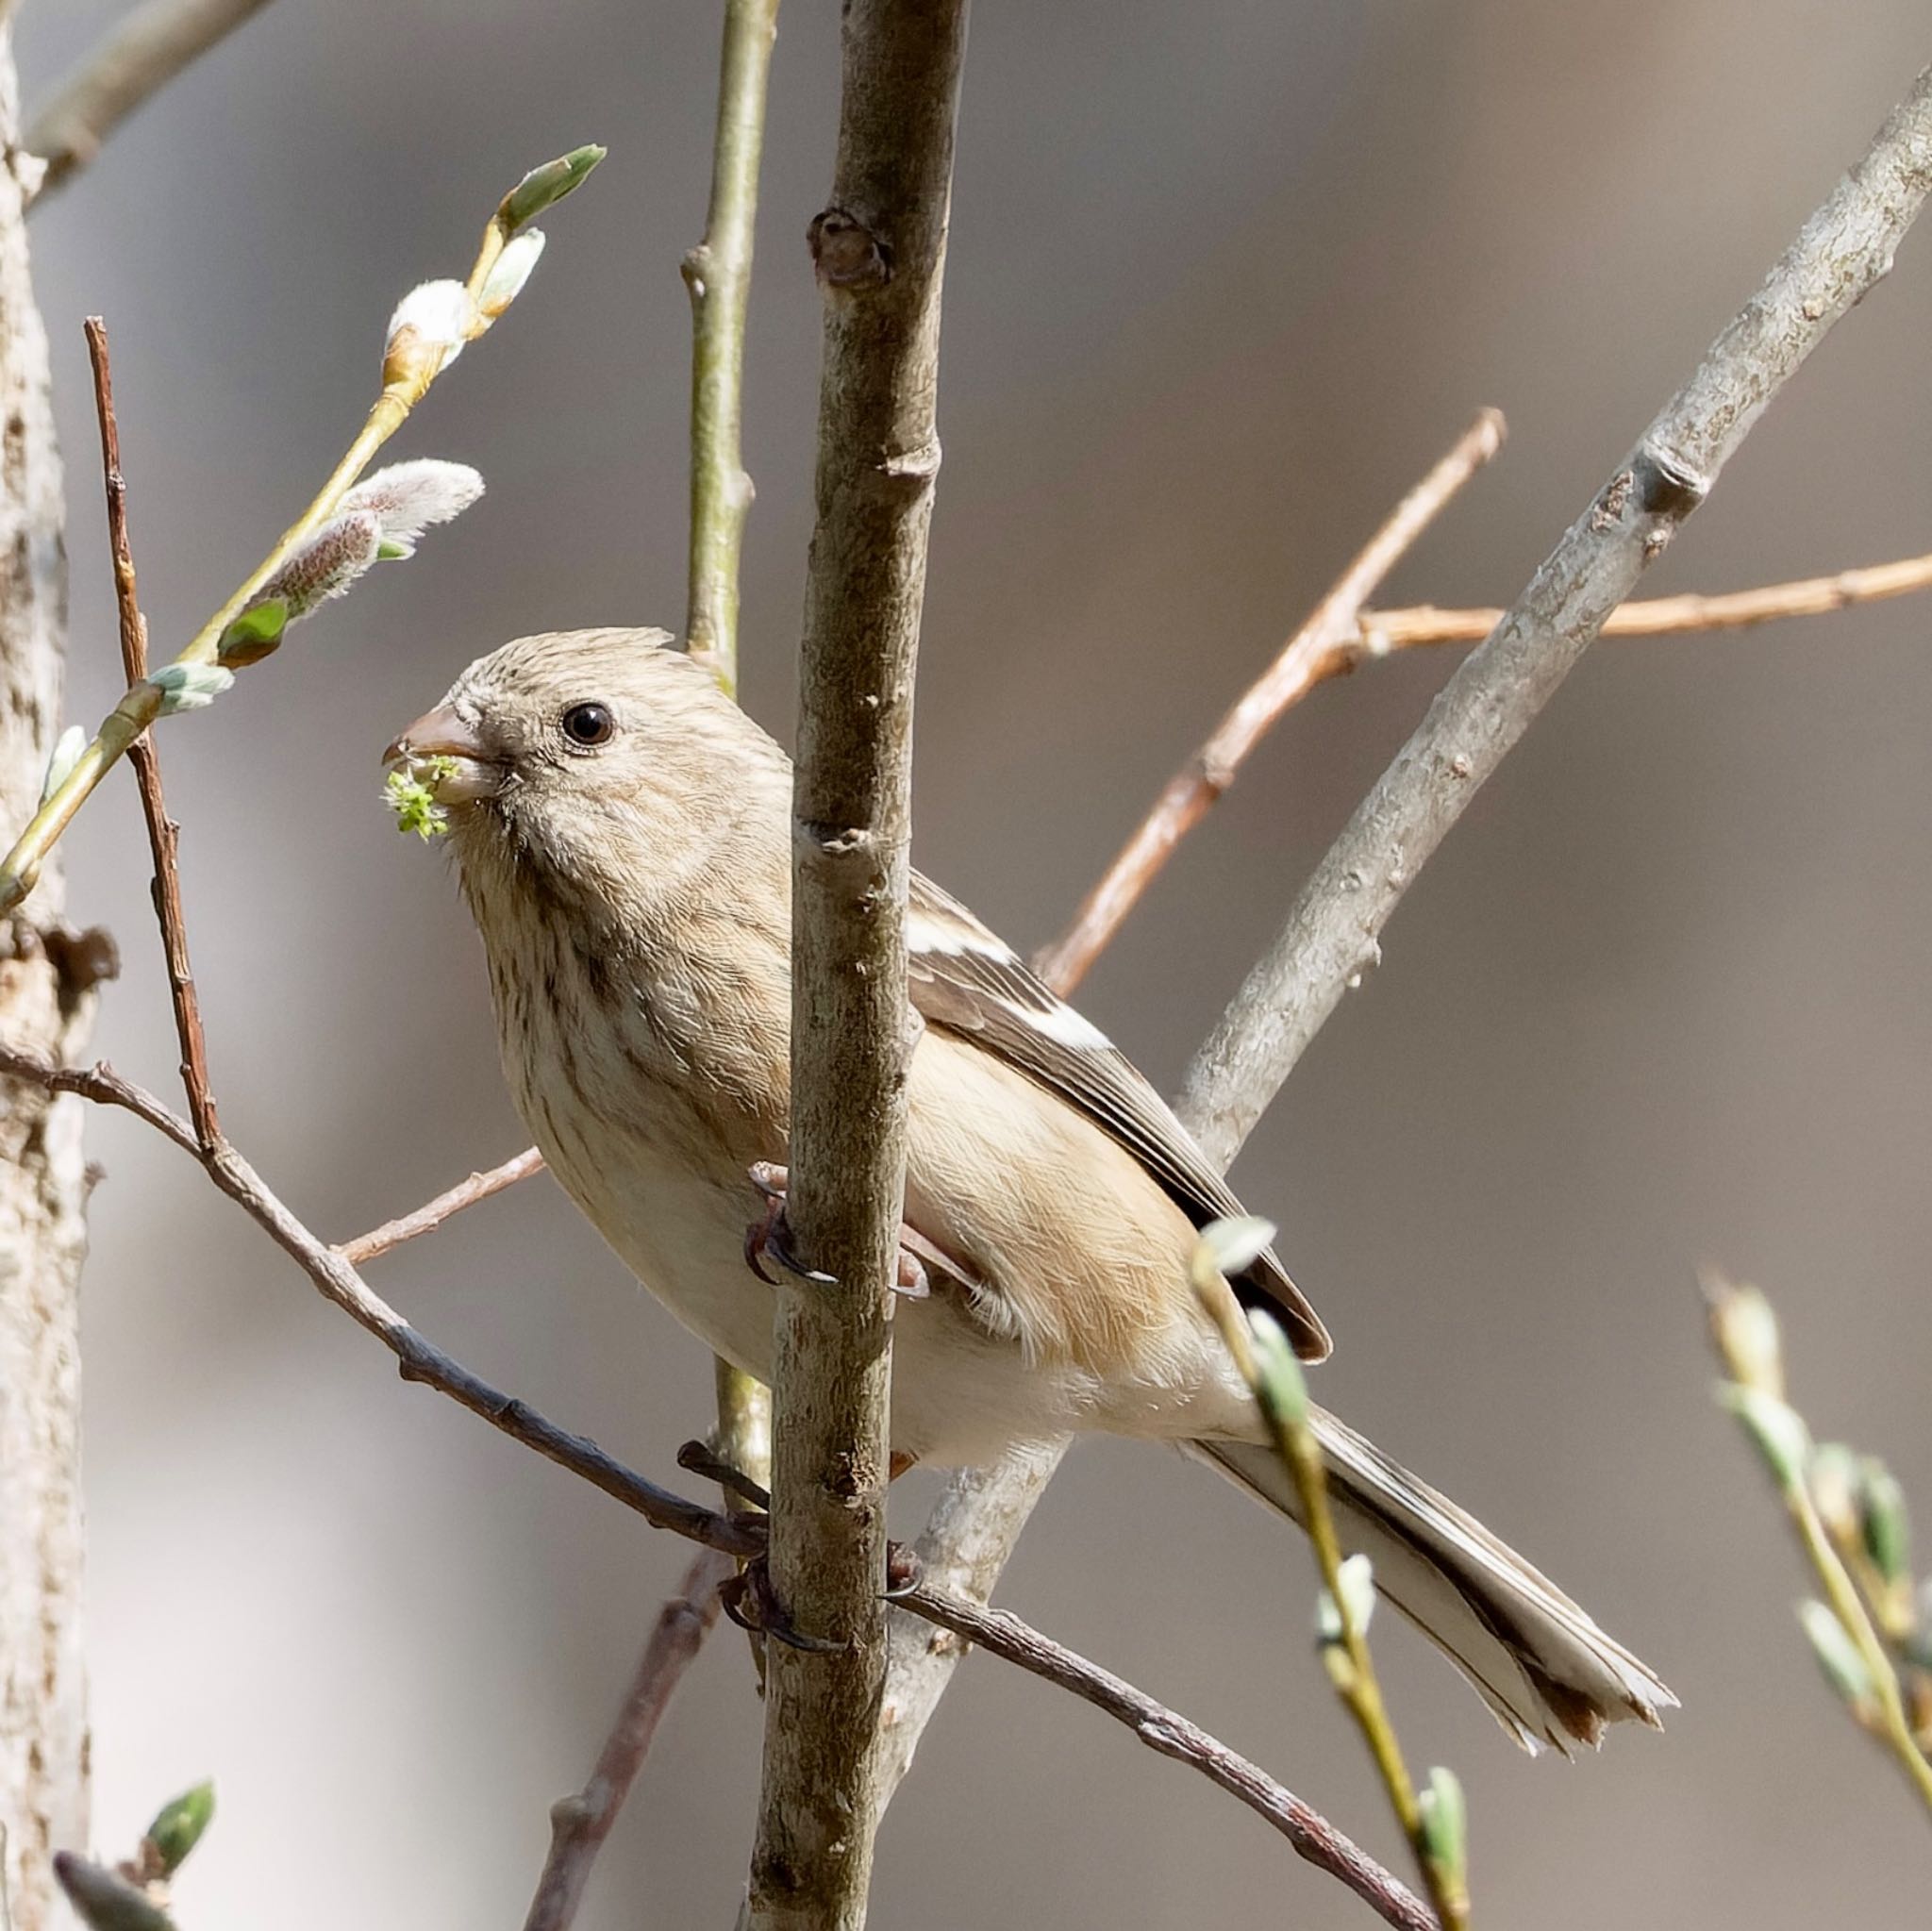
906,873 -> 1331,1360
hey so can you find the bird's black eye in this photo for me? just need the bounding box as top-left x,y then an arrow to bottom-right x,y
560,702 -> 615,749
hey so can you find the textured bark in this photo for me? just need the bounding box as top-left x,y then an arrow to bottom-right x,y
746,4 -> 968,1928
0,20 -> 94,1931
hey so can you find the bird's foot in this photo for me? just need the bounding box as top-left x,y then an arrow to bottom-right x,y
745,1161 -> 975,1304
719,1555 -> 848,1653
676,1438 -> 773,1512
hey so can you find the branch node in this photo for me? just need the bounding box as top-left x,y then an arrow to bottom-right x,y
808,207 -> 891,290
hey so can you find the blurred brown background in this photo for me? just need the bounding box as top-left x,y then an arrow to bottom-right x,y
17,3 -> 1932,1925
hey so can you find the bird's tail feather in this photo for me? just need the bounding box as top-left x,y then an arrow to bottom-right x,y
1187,1409 -> 1674,1755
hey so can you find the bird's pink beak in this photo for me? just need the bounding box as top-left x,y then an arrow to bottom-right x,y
382,704 -> 502,803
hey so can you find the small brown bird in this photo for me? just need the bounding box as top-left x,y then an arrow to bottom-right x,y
389,626 -> 1673,1753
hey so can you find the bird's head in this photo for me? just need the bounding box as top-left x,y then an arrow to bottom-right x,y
385,625 -> 790,919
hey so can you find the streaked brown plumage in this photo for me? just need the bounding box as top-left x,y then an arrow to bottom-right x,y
389,625 -> 1674,1753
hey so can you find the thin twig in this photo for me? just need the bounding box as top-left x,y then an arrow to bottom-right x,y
877,54 -> 1932,1823
523,1547 -> 739,1931
25,0 -> 275,202
1178,63 -> 1932,1170
84,317 -> 219,1147
683,0 -> 781,684
1707,1275 -> 1932,1819
0,1043 -> 762,1561
681,0 -> 782,1561
901,1584 -> 1436,1931
749,6 -> 969,1928
1360,547 -> 1932,648
336,1146 -> 545,1266
1035,408 -> 1506,994
1193,1259 -> 1463,1926
0,1039 -> 1433,1931
0,148 -> 601,912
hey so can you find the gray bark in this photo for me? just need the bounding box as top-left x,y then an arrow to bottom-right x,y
0,19 -> 96,1931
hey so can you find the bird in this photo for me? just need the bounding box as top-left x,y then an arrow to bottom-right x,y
386,624 -> 1674,1754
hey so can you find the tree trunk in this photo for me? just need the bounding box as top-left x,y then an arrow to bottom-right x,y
0,16 -> 97,1929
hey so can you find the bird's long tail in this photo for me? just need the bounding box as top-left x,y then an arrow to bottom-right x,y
1187,1408 -> 1674,1754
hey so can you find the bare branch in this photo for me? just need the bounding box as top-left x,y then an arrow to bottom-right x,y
1035,408 -> 1506,994
681,0 -> 784,1561
523,1547 -> 738,1931
25,0 -> 276,202
750,4 -> 968,1924
1360,547 -> 1932,648
683,0 -> 782,683
878,54 -> 1932,1823
0,1038 -> 1431,1931
900,1584 -> 1436,1931
84,317 -> 220,1148
1178,62 -> 1932,1170
0,1043 -> 761,1560
336,1145 -> 545,1266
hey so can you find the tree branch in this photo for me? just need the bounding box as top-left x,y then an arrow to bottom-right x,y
1177,64 -> 1932,1167
84,317 -> 220,1149
0,1043 -> 762,1562
25,0 -> 276,202
750,5 -> 968,1924
1358,545 -> 1932,649
1034,408 -> 1506,994
899,1583 -> 1435,1931
0,1039 -> 1434,1930
875,53 -> 1932,1823
523,1547 -> 739,1931
682,0 -> 784,1561
335,1145 -> 545,1266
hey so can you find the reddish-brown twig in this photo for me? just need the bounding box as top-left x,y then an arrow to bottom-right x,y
85,316 -> 219,1147
522,1547 -> 739,1931
337,1146 -> 546,1266
1360,547 -> 1932,649
1034,408 -> 1506,994
0,1036 -> 1434,1931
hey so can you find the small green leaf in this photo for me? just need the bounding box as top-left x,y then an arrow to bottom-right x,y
1705,1273 -> 1785,1397
1418,1765 -> 1469,1899
1859,1457 -> 1912,1589
384,761 -> 455,840
41,724 -> 86,806
1717,1382 -> 1812,1491
216,597 -> 289,667
144,1779 -> 214,1877
1797,1598 -> 1875,1710
497,145 -> 606,234
1316,1552 -> 1376,1645
1245,1306 -> 1308,1428
146,663 -> 236,716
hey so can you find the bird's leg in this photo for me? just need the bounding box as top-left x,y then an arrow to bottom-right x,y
744,1161 -> 973,1304
718,1557 -> 847,1653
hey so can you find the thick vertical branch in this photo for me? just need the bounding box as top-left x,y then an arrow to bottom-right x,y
0,22 -> 94,1931
747,5 -> 968,1928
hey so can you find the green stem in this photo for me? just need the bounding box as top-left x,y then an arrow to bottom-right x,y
683,0 -> 780,686
683,0 -> 782,1514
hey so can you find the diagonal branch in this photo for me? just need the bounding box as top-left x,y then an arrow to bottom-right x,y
0,1038 -> 1434,1931
878,52 -> 1932,1823
25,0 -> 276,203
337,1145 -> 545,1266
1178,61 -> 1932,1166
1035,408 -> 1506,995
522,1546 -> 740,1931
751,5 -> 970,1926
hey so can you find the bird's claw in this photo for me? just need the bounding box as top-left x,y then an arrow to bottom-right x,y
743,1161 -> 938,1300
719,1556 -> 848,1653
